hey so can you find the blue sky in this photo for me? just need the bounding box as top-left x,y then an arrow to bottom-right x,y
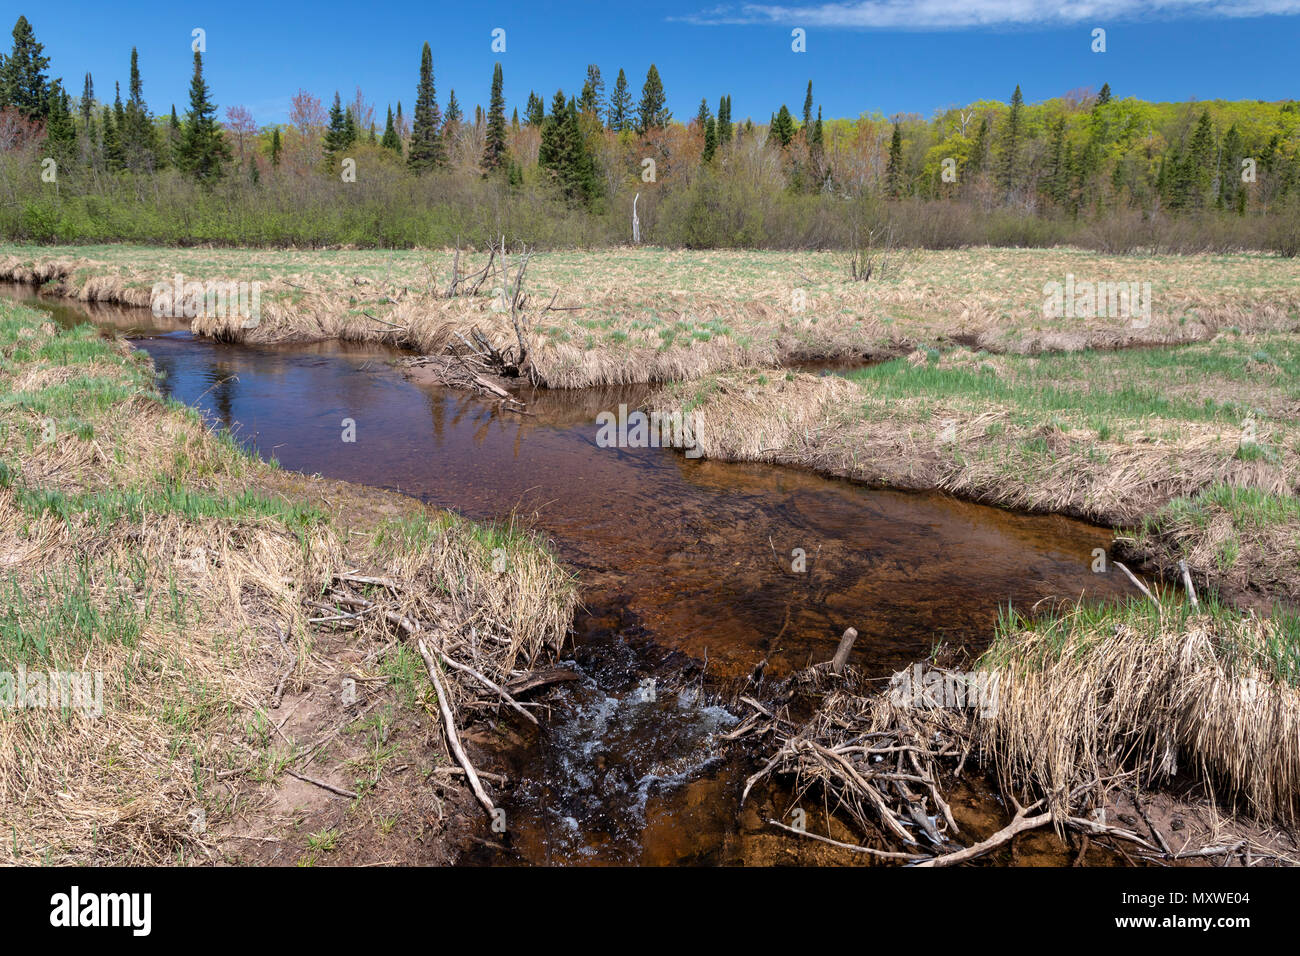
14,1 -> 1300,127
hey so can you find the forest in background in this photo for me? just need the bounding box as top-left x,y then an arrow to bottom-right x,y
2,15 -> 1298,253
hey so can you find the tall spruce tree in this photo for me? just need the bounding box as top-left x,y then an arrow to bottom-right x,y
324,91 -> 348,157
1,16 -> 50,119
539,89 -> 598,204
607,68 -> 632,132
270,126 -> 282,166
176,50 -> 229,182
802,81 -> 813,127
770,104 -> 794,148
525,91 -> 544,126
886,122 -> 905,196
636,64 -> 669,134
122,48 -> 157,171
702,116 -> 717,162
580,64 -> 604,118
968,115 -> 989,174
407,42 -> 444,172
482,63 -> 508,172
717,95 -> 732,144
695,97 -> 710,130
44,81 -> 77,163
381,104 -> 401,152
998,84 -> 1024,195
445,89 -> 463,126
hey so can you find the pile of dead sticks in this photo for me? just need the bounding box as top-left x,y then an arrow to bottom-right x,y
734,681 -> 1202,866
306,571 -> 576,817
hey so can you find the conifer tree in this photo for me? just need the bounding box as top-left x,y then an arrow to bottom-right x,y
717,95 -> 732,144
636,64 -> 670,134
1047,116 -> 1068,205
445,89 -> 462,126
695,97 -> 710,130
702,116 -> 717,162
0,16 -> 50,119
607,68 -> 632,132
886,122 -> 904,196
324,91 -> 348,157
770,104 -> 794,148
270,126 -> 282,166
525,91 -> 544,126
802,80 -> 813,127
101,105 -> 120,170
381,104 -> 401,152
1096,82 -> 1111,106
580,64 -> 604,118
44,81 -> 77,163
968,115 -> 989,174
167,104 -> 181,166
122,47 -> 157,172
998,84 -> 1024,194
482,62 -> 508,172
176,50 -> 230,182
407,42 -> 444,172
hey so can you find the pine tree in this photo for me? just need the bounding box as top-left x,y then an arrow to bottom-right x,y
407,42 -> 444,172
607,68 -> 632,132
79,73 -> 93,125
525,91 -> 544,126
343,106 -> 358,147
44,81 -> 77,163
381,105 -> 401,152
122,47 -> 157,172
636,64 -> 670,134
998,84 -> 1024,195
539,90 -> 599,205
482,63 -> 508,173
176,50 -> 230,182
445,89 -> 462,127
1,16 -> 50,119
1221,123 -> 1245,212
101,105 -> 120,171
511,107 -> 519,129
79,72 -> 97,163
1184,109 -> 1217,208
886,122 -> 904,196
1047,116 -> 1068,206
167,104 -> 181,166
580,64 -> 604,118
270,127 -> 282,166
770,104 -> 794,148
802,80 -> 813,128
969,115 -> 989,174
695,97 -> 710,130
1096,82 -> 1111,106
702,116 -> 717,163
717,95 -> 732,144
324,91 -> 348,157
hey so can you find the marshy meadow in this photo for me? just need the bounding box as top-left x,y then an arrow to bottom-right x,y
1,6 -> 1299,893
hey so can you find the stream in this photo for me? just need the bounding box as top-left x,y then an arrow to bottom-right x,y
6,286 -> 1138,865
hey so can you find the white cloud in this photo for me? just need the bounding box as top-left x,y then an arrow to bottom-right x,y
677,0 -> 1300,28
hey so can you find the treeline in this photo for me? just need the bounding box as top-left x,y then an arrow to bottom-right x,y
2,14 -> 1298,254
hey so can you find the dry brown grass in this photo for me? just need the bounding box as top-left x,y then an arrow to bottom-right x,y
978,603 -> 1300,823
4,243 -> 1299,388
0,300 -> 577,864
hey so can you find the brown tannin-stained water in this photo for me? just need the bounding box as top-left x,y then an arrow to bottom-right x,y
8,286 -> 1138,865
